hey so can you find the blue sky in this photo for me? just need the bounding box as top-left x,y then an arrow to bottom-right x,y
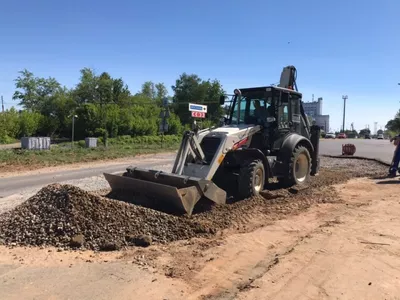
0,0 -> 399,132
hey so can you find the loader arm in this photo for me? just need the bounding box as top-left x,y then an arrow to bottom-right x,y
104,129 -> 227,216
172,130 -> 206,175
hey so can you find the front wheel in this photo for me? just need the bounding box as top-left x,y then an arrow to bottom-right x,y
238,159 -> 265,199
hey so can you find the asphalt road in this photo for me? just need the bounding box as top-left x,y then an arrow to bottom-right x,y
319,138 -> 394,164
0,139 -> 395,197
0,154 -> 175,198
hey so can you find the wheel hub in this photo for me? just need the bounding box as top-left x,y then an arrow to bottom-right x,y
295,153 -> 308,183
254,168 -> 263,192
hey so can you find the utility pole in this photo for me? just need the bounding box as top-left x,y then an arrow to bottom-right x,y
1,95 -> 4,113
342,95 -> 348,132
69,114 -> 78,149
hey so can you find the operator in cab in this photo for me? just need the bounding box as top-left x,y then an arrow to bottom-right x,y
253,99 -> 275,126
253,100 -> 267,121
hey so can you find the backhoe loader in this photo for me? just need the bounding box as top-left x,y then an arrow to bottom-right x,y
104,66 -> 321,215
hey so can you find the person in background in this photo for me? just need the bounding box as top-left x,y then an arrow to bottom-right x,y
388,133 -> 400,177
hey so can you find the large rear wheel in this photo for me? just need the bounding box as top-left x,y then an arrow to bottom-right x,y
279,146 -> 311,187
238,159 -> 265,199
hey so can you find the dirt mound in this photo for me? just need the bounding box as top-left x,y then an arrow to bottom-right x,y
0,184 -> 212,250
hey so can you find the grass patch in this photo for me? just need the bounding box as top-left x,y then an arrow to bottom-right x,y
0,138 -> 19,146
0,135 -> 180,172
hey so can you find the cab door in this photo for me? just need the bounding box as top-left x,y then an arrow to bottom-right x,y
272,90 -> 291,151
290,93 -> 301,134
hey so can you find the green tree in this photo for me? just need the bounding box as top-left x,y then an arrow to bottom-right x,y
105,104 -> 120,138
9,67 -> 224,141
112,78 -> 131,107
136,81 -> 169,106
97,72 -> 114,104
155,83 -> 168,104
385,110 -> 400,133
13,69 -> 62,112
19,111 -> 43,137
172,73 -> 203,124
118,108 -> 134,135
73,68 -> 99,104
359,128 -> 371,136
12,69 -> 38,110
171,73 -> 224,125
39,88 -> 77,137
140,81 -> 156,99
160,112 -> 183,135
130,103 -> 159,136
74,103 -> 102,139
204,79 -> 225,123
0,108 -> 20,142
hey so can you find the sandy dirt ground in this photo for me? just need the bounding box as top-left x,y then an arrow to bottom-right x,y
0,176 -> 399,300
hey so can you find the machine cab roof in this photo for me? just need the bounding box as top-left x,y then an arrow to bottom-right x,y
227,86 -> 303,126
236,86 -> 302,97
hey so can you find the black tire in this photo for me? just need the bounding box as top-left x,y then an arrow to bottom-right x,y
279,146 -> 311,187
238,159 -> 265,199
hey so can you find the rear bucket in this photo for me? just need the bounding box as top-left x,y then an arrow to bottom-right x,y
104,167 -> 227,216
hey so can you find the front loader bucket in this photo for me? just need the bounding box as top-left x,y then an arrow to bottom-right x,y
104,167 -> 227,216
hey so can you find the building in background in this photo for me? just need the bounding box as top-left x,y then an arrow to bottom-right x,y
314,115 -> 330,132
303,97 -> 322,117
302,97 -> 330,132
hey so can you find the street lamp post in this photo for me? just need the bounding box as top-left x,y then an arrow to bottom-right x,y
342,95 -> 348,132
71,114 -> 78,149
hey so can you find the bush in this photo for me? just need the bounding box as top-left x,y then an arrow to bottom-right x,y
19,111 -> 43,137
0,108 -> 20,141
107,134 -> 180,146
0,135 -> 16,144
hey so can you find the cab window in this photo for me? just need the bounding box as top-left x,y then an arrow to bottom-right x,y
280,104 -> 289,123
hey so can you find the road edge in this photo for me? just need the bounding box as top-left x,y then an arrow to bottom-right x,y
321,154 -> 391,167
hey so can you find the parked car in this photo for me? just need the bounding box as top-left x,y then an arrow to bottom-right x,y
377,134 -> 384,139
337,133 -> 347,139
325,132 -> 336,139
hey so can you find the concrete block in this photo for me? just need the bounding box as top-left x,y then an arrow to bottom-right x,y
21,137 -> 51,150
85,137 -> 97,148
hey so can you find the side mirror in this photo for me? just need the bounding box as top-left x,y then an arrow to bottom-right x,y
219,95 -> 225,105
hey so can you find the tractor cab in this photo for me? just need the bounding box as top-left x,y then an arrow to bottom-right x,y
225,86 -> 307,152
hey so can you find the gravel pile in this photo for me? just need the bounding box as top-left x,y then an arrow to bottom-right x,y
0,184 -> 212,250
0,157 -> 388,251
